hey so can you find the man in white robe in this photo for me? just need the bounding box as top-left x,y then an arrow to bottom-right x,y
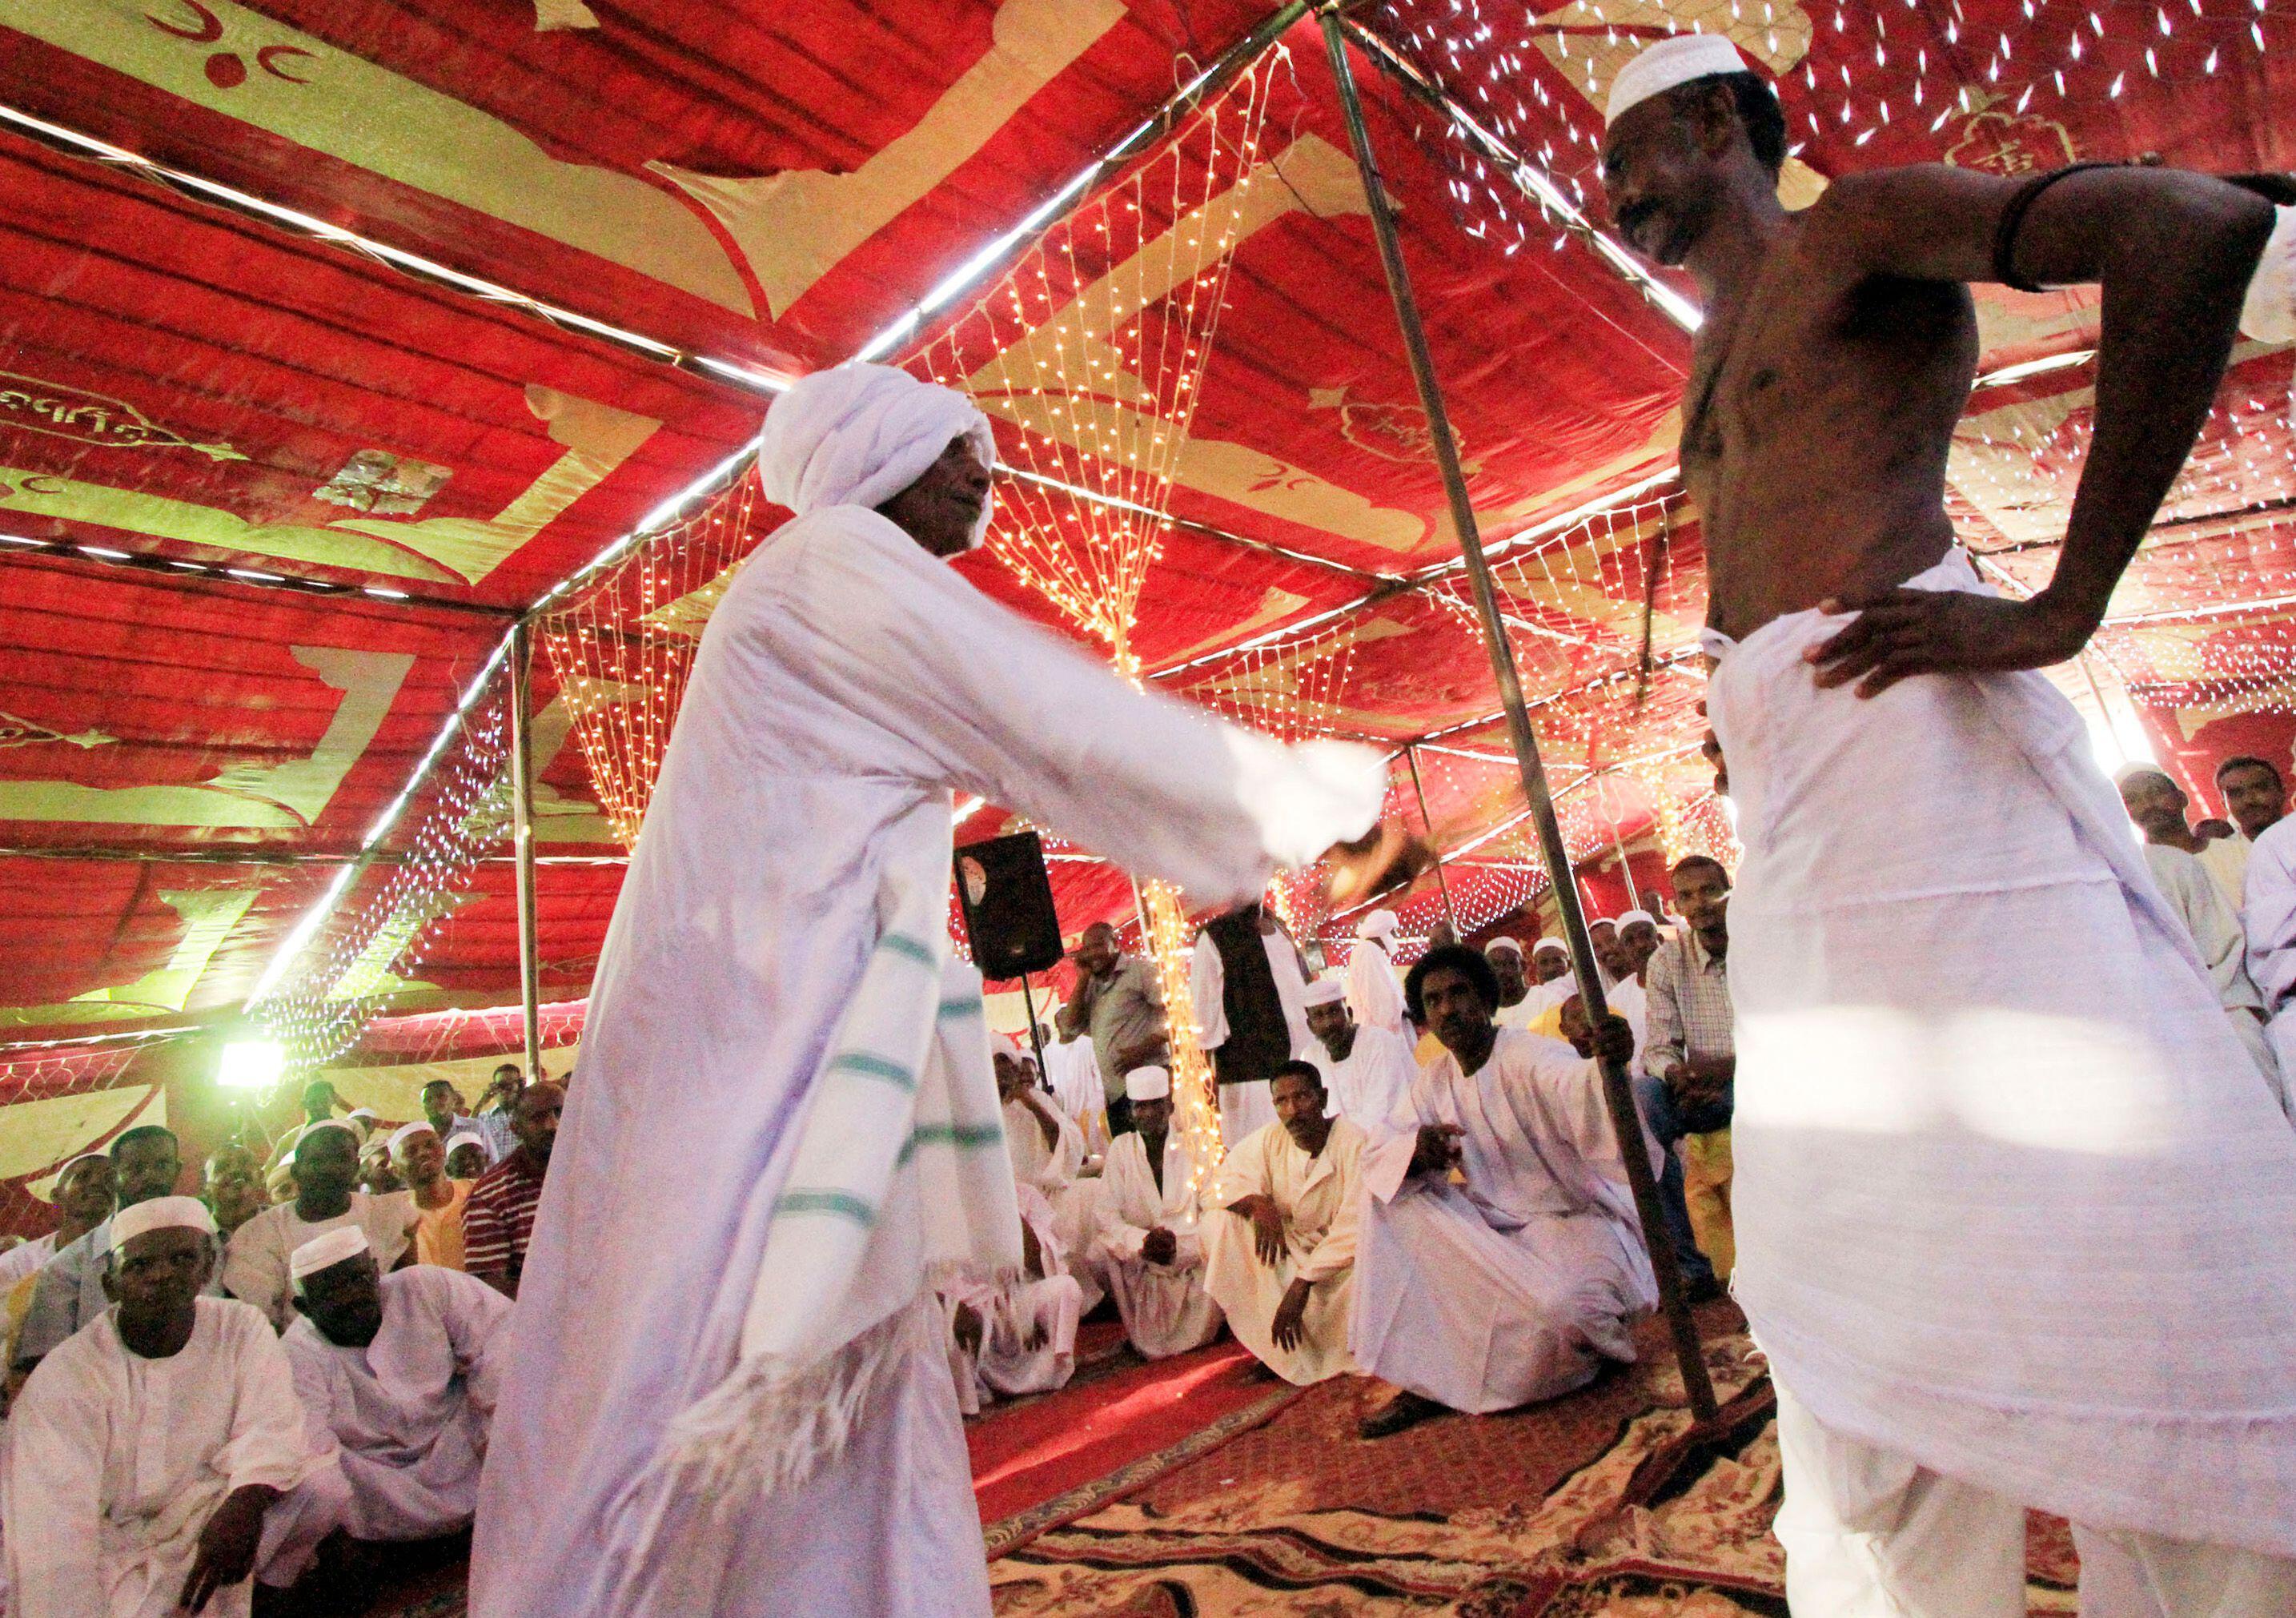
1301,978 -> 1417,1130
0,1153 -> 111,1299
2,1198 -> 346,1618
1093,1067 -> 1221,1360
1351,946 -> 1656,1439
223,1121 -> 415,1332
1190,901 -> 1318,1144
472,363 -> 1396,1618
1205,1061 -> 1366,1386
1344,910 -> 1407,1035
1040,1024 -> 1110,1156
997,1046 -> 1102,1314
2141,841 -> 2281,1098
942,1183 -> 1084,1413
2248,809 -> 2296,1121
283,1228 -> 510,1544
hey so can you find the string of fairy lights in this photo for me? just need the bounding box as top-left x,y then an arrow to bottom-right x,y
540,476 -> 763,847
254,697 -> 512,1075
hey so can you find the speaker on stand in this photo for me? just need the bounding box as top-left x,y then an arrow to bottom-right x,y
953,831 -> 1066,1078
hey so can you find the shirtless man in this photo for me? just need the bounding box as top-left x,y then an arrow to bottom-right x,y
1599,33 -> 2296,1617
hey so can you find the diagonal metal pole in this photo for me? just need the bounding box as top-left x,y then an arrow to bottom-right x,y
507,620 -> 544,1079
1319,9 -> 1717,1422
1403,745 -> 1458,931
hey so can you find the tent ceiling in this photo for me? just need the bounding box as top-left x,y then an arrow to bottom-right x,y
2,0 -> 2291,1053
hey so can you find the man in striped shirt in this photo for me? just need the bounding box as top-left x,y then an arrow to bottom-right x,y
464,1082 -> 560,1299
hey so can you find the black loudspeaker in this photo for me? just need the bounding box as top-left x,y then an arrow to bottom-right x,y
953,831 -> 1065,979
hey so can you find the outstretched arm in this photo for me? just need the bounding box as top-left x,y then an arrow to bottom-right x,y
1807,163 -> 2276,694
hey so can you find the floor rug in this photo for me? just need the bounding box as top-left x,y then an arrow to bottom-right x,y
989,1302 -> 2080,1616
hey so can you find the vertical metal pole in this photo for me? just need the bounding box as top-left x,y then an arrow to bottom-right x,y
1404,745 -> 1458,930
1321,11 -> 1718,1422
507,621 -> 543,1079
1020,974 -> 1049,1085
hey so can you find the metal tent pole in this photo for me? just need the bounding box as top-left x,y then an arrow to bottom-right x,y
1403,745 -> 1458,931
507,621 -> 543,1079
1319,9 -> 1718,1422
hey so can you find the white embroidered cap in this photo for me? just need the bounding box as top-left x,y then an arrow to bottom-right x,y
1607,33 -> 1752,126
1123,1066 -> 1172,1102
110,1195 -> 216,1248
290,1227 -> 371,1286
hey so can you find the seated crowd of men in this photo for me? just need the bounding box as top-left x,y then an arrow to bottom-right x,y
0,1066 -> 560,1614
3,748 -> 2287,1615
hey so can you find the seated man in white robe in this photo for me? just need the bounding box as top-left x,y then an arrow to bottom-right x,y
2,1197 -> 347,1618
1352,946 -> 1657,1439
1205,1062 -> 1367,1386
997,1045 -> 1102,1313
1302,977 -> 1418,1130
941,1183 -> 1084,1414
2140,840 -> 2281,1098
283,1228 -> 511,1545
1094,1066 -> 1221,1359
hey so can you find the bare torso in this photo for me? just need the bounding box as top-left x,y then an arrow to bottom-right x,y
1684,207 -> 1980,642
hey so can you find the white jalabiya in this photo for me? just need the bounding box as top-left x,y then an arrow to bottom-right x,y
223,1193 -> 415,1331
1094,1128 -> 1221,1359
2,1297 -> 347,1618
1705,552 -> 2296,1566
1042,1034 -> 1107,1150
1001,1094 -> 1102,1315
2142,842 -> 2281,1096
1343,937 -> 1407,1035
473,372 -> 1383,1618
1190,927 -> 1318,1146
1203,1118 -> 1367,1385
1311,1025 -> 1419,1132
2196,832 -> 2250,916
1353,1030 -> 1657,1413
941,1185 -> 1082,1414
2249,814 -> 2296,1123
283,1267 -> 511,1542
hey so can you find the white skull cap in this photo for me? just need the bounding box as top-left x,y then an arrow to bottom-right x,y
1607,33 -> 1752,126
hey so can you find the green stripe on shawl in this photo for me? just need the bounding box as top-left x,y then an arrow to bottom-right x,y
771,1190 -> 877,1227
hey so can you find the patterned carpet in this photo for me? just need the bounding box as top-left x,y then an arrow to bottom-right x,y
989,1303 -> 2081,1616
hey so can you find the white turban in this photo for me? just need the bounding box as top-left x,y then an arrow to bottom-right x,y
387,1122 -> 437,1155
1608,33 -> 1752,126
1356,909 -> 1399,941
110,1195 -> 215,1249
1303,977 -> 1347,1007
1619,909 -> 1660,929
1123,1066 -> 1172,1102
756,363 -> 997,549
1485,937 -> 1523,958
290,1227 -> 370,1287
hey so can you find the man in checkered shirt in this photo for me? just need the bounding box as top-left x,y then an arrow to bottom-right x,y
1638,854 -> 1736,1295
463,1082 -> 561,1299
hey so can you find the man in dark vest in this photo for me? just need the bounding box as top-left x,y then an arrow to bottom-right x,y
1190,901 -> 1318,1146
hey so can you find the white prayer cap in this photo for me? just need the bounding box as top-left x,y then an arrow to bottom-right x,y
1123,1066 -> 1172,1102
755,363 -> 997,550
1607,33 -> 1752,126
1533,938 -> 1569,958
2113,762 -> 2174,788
1619,908 -> 1660,929
110,1195 -> 215,1249
387,1121 -> 437,1154
1303,977 -> 1347,1007
443,1131 -> 486,1159
347,1107 -> 381,1122
57,1150 -> 109,1178
1356,909 -> 1399,941
1484,937 -> 1523,957
289,1227 -> 370,1285
292,1118 -> 359,1158
1589,917 -> 1619,932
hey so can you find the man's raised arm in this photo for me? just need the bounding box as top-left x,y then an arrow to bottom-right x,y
1808,163 -> 2276,692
